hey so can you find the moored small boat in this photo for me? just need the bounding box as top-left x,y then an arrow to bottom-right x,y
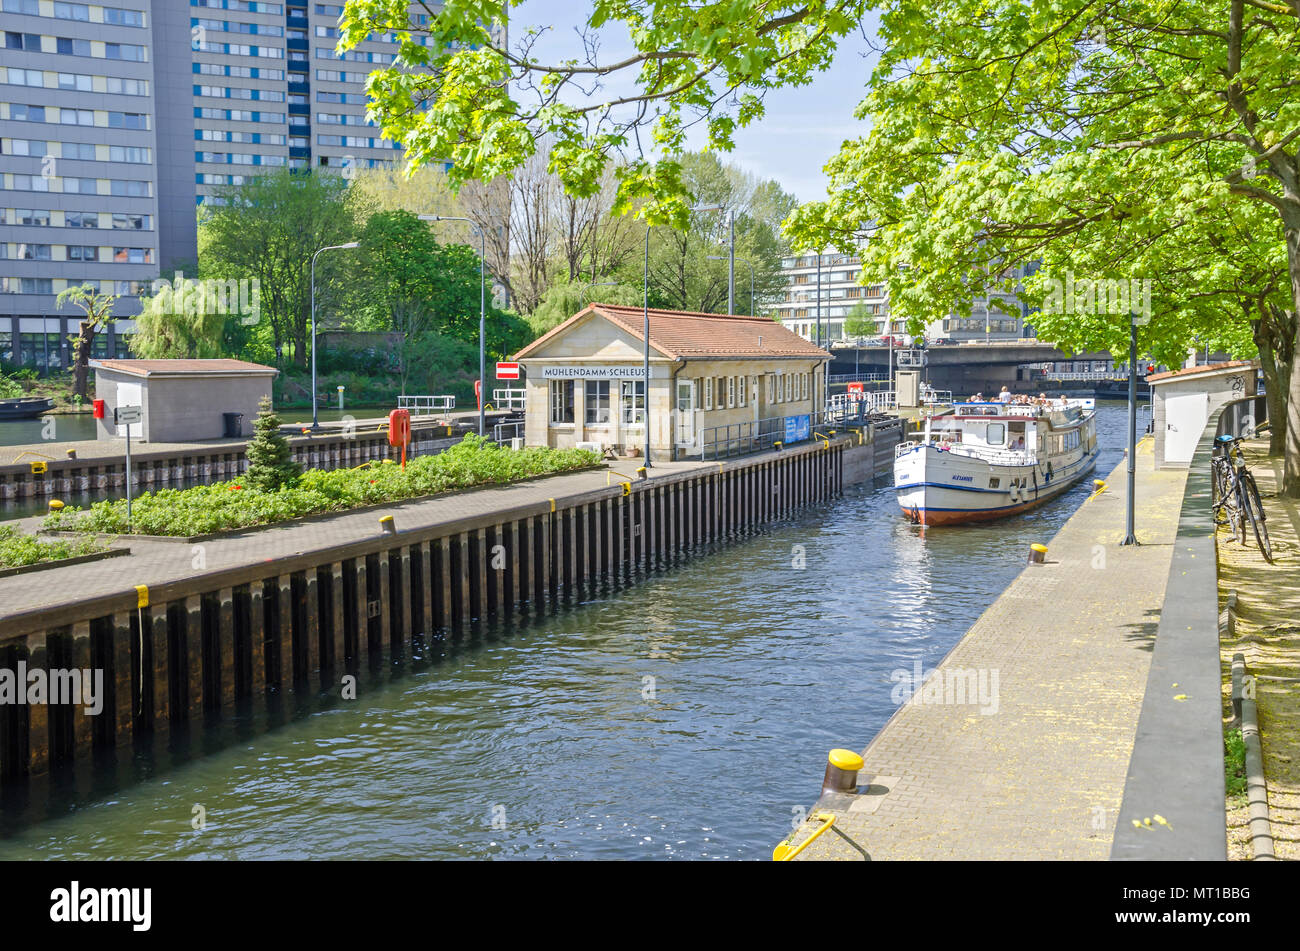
894,398 -> 1099,525
0,397 -> 55,420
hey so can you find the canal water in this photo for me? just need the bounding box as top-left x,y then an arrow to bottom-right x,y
0,403 -> 1142,859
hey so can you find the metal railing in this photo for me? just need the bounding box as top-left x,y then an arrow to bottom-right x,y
828,372 -> 891,385
921,386 -> 953,404
398,394 -> 456,415
491,419 -> 526,447
1039,370 -> 1132,381
490,387 -> 526,412
701,403 -> 888,459
895,439 -> 1035,466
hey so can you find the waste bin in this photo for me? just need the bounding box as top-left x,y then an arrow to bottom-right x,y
222,412 -> 243,438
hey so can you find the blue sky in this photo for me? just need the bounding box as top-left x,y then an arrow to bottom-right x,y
511,2 -> 882,202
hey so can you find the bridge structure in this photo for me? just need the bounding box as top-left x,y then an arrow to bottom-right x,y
827,340 -> 1134,397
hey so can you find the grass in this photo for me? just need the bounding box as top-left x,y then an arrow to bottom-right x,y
43,435 -> 601,538
1225,727 -> 1248,805
0,524 -> 108,571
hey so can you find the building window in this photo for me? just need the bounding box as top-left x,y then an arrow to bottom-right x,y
584,380 -> 610,424
620,380 -> 645,426
738,375 -> 747,408
726,375 -> 735,408
703,377 -> 713,411
549,380 -> 574,424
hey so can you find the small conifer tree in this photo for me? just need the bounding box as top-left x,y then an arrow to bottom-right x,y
243,396 -> 301,491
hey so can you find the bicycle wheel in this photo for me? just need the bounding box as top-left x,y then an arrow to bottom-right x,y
1241,471 -> 1274,563
1210,458 -> 1231,523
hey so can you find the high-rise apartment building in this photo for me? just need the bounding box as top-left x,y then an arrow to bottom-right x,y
1,0 -> 443,371
765,243 -> 1038,346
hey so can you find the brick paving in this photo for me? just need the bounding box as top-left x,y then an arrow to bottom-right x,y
0,459 -> 708,620
1216,440 -> 1300,861
796,439 -> 1190,860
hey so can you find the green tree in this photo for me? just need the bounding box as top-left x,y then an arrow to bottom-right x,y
528,280 -> 644,336
338,0 -> 869,227
130,277 -> 229,359
55,283 -> 117,402
783,0 -> 1300,494
199,169 -> 357,371
243,396 -> 301,491
844,303 -> 877,341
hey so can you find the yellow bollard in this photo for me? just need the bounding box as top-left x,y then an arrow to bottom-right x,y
379,515 -> 396,535
1028,543 -> 1048,564
822,748 -> 864,795
48,499 -> 64,511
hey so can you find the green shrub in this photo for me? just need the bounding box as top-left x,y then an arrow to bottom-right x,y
0,525 -> 107,570
1225,728 -> 1248,804
44,435 -> 601,537
244,396 -> 302,491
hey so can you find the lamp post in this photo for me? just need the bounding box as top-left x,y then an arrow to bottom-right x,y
580,281 -> 618,305
1121,313 -> 1140,546
642,225 -> 652,467
691,204 -> 734,314
707,255 -> 754,314
310,241 -> 360,432
419,215 -> 486,437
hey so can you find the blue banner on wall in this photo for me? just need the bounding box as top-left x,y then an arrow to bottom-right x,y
784,414 -> 811,444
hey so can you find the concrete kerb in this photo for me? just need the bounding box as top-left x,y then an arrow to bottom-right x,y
1110,406 -> 1229,861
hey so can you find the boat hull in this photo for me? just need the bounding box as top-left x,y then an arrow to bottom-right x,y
894,444 -> 1099,526
0,397 -> 55,420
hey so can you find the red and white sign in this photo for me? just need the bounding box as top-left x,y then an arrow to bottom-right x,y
496,362 -> 521,380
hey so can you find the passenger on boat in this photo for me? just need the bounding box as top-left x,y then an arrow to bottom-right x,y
1013,436 -> 1026,451
997,386 -> 1011,403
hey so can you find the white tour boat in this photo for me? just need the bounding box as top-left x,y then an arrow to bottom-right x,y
893,398 -> 1099,525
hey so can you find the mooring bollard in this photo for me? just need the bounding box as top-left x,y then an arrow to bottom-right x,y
379,515 -> 396,536
637,466 -> 648,480
821,748 -> 864,795
65,448 -> 77,460
1028,543 -> 1048,564
48,499 -> 64,511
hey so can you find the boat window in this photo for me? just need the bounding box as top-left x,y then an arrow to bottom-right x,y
986,423 -> 1005,446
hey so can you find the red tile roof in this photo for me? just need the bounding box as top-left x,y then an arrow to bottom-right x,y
514,304 -> 831,361
90,359 -> 277,377
1146,360 -> 1257,384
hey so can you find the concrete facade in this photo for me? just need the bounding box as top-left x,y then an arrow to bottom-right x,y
1,2 -> 462,366
91,357 -> 275,442
765,239 -> 1037,347
1148,361 -> 1259,468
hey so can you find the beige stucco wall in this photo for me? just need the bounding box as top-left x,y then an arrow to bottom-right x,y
520,312 -> 827,460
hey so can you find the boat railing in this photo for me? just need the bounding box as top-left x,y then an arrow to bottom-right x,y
895,439 -> 1036,466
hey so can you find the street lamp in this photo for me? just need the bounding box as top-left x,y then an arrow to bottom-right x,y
692,203 -> 734,314
580,281 -> 618,305
641,225 -> 653,467
419,214 -> 486,438
310,240 -> 360,432
707,255 -> 754,314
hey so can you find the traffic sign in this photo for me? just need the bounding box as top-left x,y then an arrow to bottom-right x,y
496,362 -> 521,380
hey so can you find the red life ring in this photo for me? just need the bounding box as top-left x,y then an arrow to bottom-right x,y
388,408 -> 411,448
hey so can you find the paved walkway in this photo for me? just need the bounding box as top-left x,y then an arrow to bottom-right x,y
795,438 -> 1190,860
0,459 -> 708,621
1216,440 -> 1300,861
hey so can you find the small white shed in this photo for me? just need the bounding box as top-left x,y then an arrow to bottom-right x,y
1147,360 -> 1260,468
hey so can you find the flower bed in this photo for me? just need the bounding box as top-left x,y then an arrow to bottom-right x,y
43,435 -> 601,538
0,524 -> 110,571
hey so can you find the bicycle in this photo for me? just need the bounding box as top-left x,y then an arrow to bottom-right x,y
1211,433 -> 1273,563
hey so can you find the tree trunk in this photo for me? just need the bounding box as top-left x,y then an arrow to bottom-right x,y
1285,225 -> 1300,497
72,320 -> 94,403
1252,308 -> 1287,455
